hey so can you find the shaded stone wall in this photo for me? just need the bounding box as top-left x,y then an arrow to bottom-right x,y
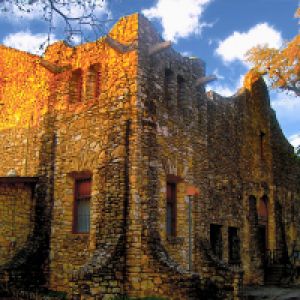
0,45 -> 56,293
270,109 -> 300,255
136,15 -> 236,300
205,92 -> 245,259
0,184 -> 35,265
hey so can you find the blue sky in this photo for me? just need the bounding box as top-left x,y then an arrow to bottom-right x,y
0,0 -> 299,146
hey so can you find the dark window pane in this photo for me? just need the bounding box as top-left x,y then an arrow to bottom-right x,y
166,182 -> 176,236
77,199 -> 90,233
164,69 -> 174,105
210,224 -> 222,259
177,75 -> 185,105
228,227 -> 240,263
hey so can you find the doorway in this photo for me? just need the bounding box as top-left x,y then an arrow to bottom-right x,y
258,225 -> 267,263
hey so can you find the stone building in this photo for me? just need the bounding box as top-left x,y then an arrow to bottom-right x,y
0,13 -> 299,300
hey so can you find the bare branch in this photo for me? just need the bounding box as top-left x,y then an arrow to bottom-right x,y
0,0 -> 111,47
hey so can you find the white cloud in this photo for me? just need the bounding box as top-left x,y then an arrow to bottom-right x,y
181,51 -> 192,57
142,0 -> 213,42
3,31 -> 57,55
271,92 -> 300,111
207,84 -> 235,97
216,23 -> 283,64
289,134 -> 300,148
212,68 -> 224,80
271,92 -> 300,143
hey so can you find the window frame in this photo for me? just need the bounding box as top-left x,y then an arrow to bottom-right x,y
177,74 -> 185,106
69,68 -> 83,104
73,177 -> 92,234
259,131 -> 266,160
164,68 -> 174,106
210,224 -> 223,260
228,226 -> 241,263
166,181 -> 177,237
86,63 -> 101,101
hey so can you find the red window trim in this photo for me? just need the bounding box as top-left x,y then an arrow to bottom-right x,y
69,170 -> 92,180
166,174 -> 183,183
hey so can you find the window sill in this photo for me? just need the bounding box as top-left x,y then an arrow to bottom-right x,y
167,236 -> 185,245
70,233 -> 90,241
228,259 -> 241,265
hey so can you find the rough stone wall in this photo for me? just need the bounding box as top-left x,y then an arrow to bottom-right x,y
239,76 -> 275,284
0,46 -> 52,177
136,15 -> 235,300
0,45 -> 56,294
205,92 -> 245,252
0,184 -> 35,265
270,109 -> 300,255
0,12 -> 299,300
204,73 -> 300,286
203,76 -> 274,285
43,14 -> 139,295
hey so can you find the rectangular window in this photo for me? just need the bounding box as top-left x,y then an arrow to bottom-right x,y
69,69 -> 82,103
86,63 -> 100,101
74,178 -> 91,233
164,69 -> 174,106
228,227 -> 240,263
177,75 -> 185,106
210,224 -> 222,259
166,182 -> 176,237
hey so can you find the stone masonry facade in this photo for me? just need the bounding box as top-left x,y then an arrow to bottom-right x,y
0,13 -> 299,300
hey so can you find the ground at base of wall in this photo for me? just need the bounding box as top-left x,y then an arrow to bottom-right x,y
0,289 -> 67,300
0,297 -> 166,300
244,286 -> 300,299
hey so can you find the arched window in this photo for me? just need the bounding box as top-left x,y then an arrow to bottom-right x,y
69,69 -> 82,103
86,63 -> 100,101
